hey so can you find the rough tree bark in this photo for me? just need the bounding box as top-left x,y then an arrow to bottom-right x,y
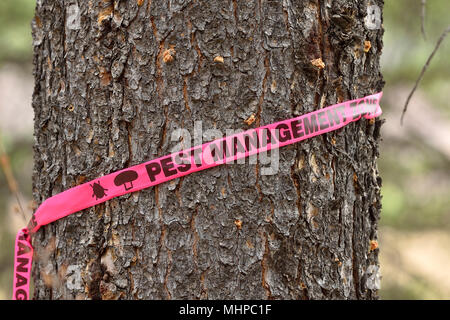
31,0 -> 384,300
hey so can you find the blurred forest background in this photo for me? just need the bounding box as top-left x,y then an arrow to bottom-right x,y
0,0 -> 449,299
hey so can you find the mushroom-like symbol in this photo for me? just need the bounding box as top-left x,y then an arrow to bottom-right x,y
114,170 -> 138,191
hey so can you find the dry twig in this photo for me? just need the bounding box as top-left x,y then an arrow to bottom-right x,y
400,26 -> 450,125
0,134 -> 27,222
421,0 -> 427,40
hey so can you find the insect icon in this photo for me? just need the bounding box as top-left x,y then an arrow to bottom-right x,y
91,181 -> 108,200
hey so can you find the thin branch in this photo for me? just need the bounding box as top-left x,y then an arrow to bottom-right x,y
421,0 -> 427,40
0,135 -> 28,222
400,26 -> 450,125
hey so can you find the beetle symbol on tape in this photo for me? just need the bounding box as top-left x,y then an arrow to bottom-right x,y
91,181 -> 108,200
114,170 -> 138,191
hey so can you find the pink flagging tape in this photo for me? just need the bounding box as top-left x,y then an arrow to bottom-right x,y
13,228 -> 33,300
12,92 -> 382,300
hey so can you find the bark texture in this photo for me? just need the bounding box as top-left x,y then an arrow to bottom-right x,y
31,0 -> 384,300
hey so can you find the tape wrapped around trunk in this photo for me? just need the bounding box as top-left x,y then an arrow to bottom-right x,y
12,92 -> 383,300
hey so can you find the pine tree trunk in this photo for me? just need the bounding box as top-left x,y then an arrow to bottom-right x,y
31,0 -> 384,300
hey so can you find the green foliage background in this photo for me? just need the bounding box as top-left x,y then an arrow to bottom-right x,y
0,0 -> 35,62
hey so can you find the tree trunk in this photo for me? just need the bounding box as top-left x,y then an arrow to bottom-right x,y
31,0 -> 384,300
